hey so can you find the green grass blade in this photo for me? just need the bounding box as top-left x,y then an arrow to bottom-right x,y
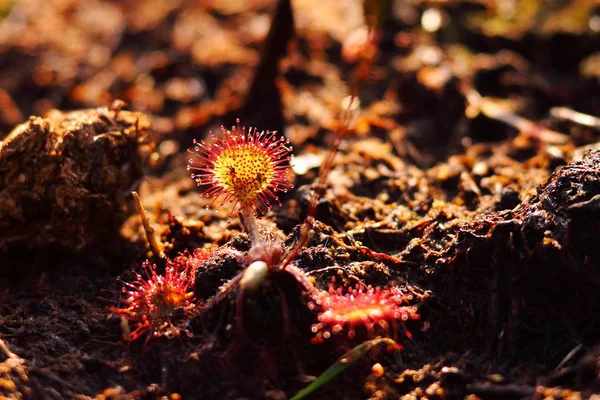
290,337 -> 399,400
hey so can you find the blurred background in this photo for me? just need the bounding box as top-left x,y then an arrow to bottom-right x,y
0,0 -> 597,142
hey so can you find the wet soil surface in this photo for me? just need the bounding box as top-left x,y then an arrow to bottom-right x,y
1,0 -> 600,399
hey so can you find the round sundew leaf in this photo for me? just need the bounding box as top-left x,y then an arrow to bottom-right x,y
188,120 -> 293,214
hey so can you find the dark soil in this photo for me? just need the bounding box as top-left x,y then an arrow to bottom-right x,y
1,0 -> 600,399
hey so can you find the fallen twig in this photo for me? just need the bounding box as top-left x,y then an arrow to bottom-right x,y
132,191 -> 165,260
551,107 -> 600,129
461,83 -> 570,144
466,382 -> 536,399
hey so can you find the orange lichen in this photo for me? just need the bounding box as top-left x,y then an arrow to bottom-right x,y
187,119 -> 293,213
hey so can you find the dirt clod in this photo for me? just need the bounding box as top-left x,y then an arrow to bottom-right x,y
0,107 -> 152,253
